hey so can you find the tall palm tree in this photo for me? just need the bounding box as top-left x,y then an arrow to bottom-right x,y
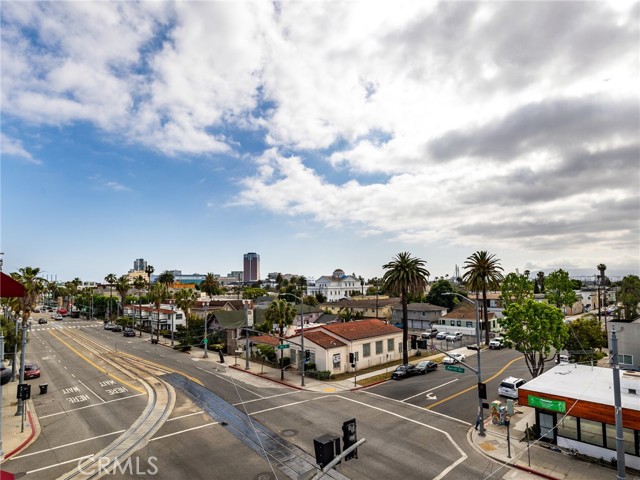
115,275 -> 131,319
10,266 -> 45,325
462,251 -> 504,345
382,252 -> 430,364
158,271 -> 175,286
104,273 -> 117,321
132,276 -> 147,336
597,263 -> 607,334
64,277 -> 82,311
536,271 -> 545,293
148,282 -> 168,343
265,298 -> 296,380
201,273 -> 221,297
175,288 -> 197,331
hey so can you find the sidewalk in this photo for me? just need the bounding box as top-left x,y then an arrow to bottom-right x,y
0,376 -> 40,463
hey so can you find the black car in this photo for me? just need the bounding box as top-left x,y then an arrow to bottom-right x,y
111,325 -> 123,332
38,318 -> 48,324
391,364 -> 419,380
415,360 -> 438,374
123,329 -> 135,337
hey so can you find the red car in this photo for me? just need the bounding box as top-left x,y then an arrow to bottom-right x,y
24,363 -> 41,379
58,308 -> 68,316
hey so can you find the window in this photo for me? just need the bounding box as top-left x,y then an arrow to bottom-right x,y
620,354 -> 633,365
456,320 -> 462,327
580,419 -> 604,447
363,343 -> 371,357
399,342 -> 403,353
376,341 -> 383,354
387,339 -> 394,351
605,425 -> 636,454
450,320 -> 455,326
466,322 -> 473,328
557,415 -> 578,440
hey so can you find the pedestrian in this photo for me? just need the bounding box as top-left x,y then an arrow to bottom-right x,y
474,407 -> 482,430
218,349 -> 225,364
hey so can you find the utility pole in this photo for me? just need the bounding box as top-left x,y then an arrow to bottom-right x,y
611,325 -> 627,480
1,333 -> 5,457
15,321 -> 28,416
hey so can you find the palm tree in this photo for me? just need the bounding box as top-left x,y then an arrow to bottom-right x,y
382,252 -> 430,365
201,273 -> 221,297
115,275 -> 131,318
64,277 -> 82,311
536,271 -> 545,293
462,251 -> 504,345
175,288 -> 197,331
265,298 -> 296,379
104,273 -> 117,321
148,282 -> 168,343
10,267 -> 45,325
158,270 -> 175,286
132,276 -> 147,336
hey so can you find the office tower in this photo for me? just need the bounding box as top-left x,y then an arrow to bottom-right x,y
243,252 -> 260,284
134,258 -> 147,271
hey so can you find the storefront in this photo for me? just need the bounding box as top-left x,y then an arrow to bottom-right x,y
518,364 -> 640,470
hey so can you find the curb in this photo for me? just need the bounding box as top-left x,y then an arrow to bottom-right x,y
3,409 -> 37,460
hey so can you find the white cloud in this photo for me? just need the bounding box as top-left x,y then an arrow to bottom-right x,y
0,134 -> 40,164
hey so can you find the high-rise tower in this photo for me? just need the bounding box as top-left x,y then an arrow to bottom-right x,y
243,252 -> 260,284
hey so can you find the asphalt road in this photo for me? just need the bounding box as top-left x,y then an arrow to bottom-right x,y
6,318 -> 525,479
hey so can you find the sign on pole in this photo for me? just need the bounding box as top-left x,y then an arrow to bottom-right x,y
277,344 -> 290,350
444,365 -> 465,374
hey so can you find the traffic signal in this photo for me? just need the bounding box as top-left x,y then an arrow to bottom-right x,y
478,382 -> 487,400
17,383 -> 31,400
305,350 -> 311,361
342,418 -> 358,461
410,335 -> 417,349
313,434 -> 341,468
349,352 -> 355,364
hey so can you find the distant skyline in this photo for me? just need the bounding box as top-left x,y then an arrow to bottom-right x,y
2,2 -> 638,284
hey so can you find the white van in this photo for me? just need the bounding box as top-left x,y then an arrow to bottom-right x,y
498,377 -> 526,399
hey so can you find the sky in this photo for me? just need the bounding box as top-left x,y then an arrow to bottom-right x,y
1,1 -> 639,285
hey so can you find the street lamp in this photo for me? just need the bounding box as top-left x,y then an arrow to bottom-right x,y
169,300 -> 175,347
203,301 -> 209,358
279,293 -> 306,387
443,292 -> 486,437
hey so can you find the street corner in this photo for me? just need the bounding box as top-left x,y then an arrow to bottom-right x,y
2,399 -> 41,461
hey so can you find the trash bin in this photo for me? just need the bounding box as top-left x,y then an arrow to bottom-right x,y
39,383 -> 48,394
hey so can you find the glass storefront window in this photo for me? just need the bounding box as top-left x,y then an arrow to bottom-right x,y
605,424 -> 636,454
557,415 -> 578,440
580,419 -> 604,447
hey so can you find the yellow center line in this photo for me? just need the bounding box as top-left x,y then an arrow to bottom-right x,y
425,356 -> 524,409
49,330 -> 145,394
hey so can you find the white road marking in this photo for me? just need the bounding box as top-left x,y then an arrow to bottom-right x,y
79,379 -> 106,403
26,455 -> 94,474
426,392 -> 437,400
232,390 -> 298,406
11,430 -> 125,459
151,422 -> 218,441
39,393 -> 146,419
401,378 -> 459,402
195,366 -> 264,398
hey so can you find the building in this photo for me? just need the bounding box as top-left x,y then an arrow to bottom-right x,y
133,258 -> 147,272
243,253 -> 260,284
390,302 -> 447,330
609,320 -> 640,371
306,269 -> 366,301
518,364 -> 640,470
440,304 -> 498,336
320,297 -> 401,321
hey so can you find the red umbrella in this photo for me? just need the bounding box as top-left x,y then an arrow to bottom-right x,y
0,272 -> 25,298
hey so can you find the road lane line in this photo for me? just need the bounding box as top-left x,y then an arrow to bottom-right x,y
401,378 -> 460,402
195,366 -> 263,397
150,422 -> 218,441
425,355 -> 524,409
26,454 -> 93,474
49,330 -> 145,394
167,411 -> 206,422
39,393 -> 146,419
79,379 -> 106,403
232,390 -> 299,406
11,430 -> 125,459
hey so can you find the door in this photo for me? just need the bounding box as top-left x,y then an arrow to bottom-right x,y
538,411 -> 556,442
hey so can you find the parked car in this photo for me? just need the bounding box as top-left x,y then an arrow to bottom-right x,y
489,337 -> 504,349
391,364 -> 419,380
435,331 -> 448,340
38,318 -> 48,324
420,329 -> 438,339
52,313 -> 63,321
104,323 -> 116,330
24,363 -> 41,379
415,360 -> 438,374
442,352 -> 465,364
111,325 -> 123,332
123,329 -> 135,337
445,331 -> 463,342
58,308 -> 68,316
498,377 -> 526,399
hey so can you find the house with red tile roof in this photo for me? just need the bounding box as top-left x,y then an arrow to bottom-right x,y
286,319 -> 403,374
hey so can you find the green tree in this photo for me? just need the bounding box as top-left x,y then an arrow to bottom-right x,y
115,275 -> 131,315
565,316 -> 607,363
242,287 -> 267,300
500,272 -> 534,308
104,273 -> 117,321
425,278 -> 457,309
618,275 -> 640,320
265,298 -> 296,379
133,276 -> 147,336
544,269 -> 578,312
175,288 -> 197,330
462,251 -> 504,345
10,267 -> 45,325
64,277 -> 82,310
303,295 -> 318,307
499,300 -> 568,378
314,292 -> 327,304
382,252 -> 430,364
536,271 -> 545,293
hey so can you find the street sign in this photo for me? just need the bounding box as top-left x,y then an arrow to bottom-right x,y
203,338 -> 208,344
277,344 -> 290,350
445,365 -> 465,373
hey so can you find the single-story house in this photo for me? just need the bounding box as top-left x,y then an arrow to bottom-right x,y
390,302 -> 447,331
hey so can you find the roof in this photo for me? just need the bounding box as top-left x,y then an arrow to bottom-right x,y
519,364 -> 640,411
0,272 -> 25,297
321,319 -> 401,341
251,335 -> 280,347
212,310 -> 252,329
303,330 -> 347,349
443,304 -> 495,320
392,302 -> 447,312
319,298 -> 401,309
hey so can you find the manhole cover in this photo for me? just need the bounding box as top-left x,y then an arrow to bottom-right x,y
281,429 -> 297,437
255,473 -> 275,480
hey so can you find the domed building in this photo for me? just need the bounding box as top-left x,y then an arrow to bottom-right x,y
306,268 -> 365,302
